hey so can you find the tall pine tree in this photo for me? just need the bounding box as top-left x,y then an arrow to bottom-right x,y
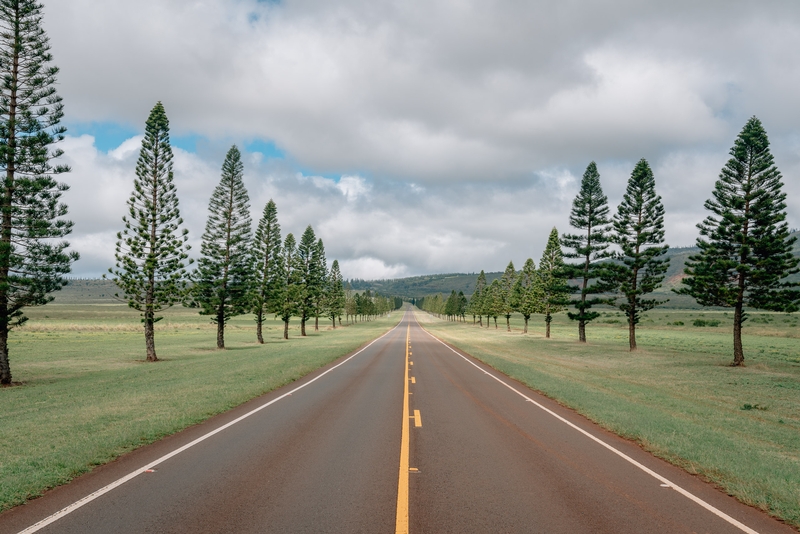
277,233 -> 301,339
194,146 -> 253,349
295,225 -> 320,336
470,270 -> 486,326
0,0 -> 78,384
499,261 -> 516,331
312,238 -> 327,332
326,259 -> 345,328
680,117 -> 800,366
539,227 -> 570,338
252,199 -> 281,344
605,159 -> 669,351
513,258 -> 541,334
562,162 -> 612,342
110,102 -> 190,362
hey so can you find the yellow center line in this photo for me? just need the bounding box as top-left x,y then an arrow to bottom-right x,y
395,323 -> 411,534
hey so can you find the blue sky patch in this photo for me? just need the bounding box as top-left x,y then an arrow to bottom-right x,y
66,121 -> 138,152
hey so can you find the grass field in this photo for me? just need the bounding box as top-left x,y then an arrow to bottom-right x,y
416,307 -> 800,528
0,303 -> 401,512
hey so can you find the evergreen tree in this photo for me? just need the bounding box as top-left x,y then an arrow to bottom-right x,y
470,270 -> 486,326
487,279 -> 501,329
457,291 -> 468,321
295,225 -> 320,336
499,261 -> 516,331
0,0 -> 78,384
251,199 -> 281,344
605,160 -> 669,351
513,258 -> 541,334
679,117 -> 800,365
312,238 -> 327,331
277,233 -> 301,339
539,227 -> 570,338
562,161 -> 613,342
110,102 -> 190,362
326,259 -> 345,328
193,146 -> 252,349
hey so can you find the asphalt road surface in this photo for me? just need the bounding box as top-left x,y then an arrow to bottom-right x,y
1,309 -> 795,533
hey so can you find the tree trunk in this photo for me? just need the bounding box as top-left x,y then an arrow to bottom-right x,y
732,302 -> 745,366
546,314 -> 552,338
301,316 -> 306,336
523,316 -> 528,334
338,316 -> 342,327
315,315 -> 319,332
494,317 -> 497,329
478,315 -> 483,327
256,312 -> 264,344
506,315 -> 511,332
283,319 -> 289,340
0,21 -> 18,385
144,311 -> 157,362
0,324 -> 10,384
217,305 -> 225,349
578,319 -> 586,343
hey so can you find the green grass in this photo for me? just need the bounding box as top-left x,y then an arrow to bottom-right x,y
0,303 -> 401,512
418,308 -> 800,527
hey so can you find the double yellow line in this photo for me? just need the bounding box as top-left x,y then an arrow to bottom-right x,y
395,324 -> 411,533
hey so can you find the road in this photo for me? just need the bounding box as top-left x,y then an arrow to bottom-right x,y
1,309 -> 794,533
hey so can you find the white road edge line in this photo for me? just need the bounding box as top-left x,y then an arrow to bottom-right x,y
17,317 -> 407,534
414,315 -> 760,534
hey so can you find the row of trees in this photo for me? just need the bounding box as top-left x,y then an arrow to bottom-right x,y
108,103 -> 360,360
442,117 -> 797,366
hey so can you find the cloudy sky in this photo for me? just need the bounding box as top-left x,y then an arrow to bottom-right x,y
45,0 -> 800,279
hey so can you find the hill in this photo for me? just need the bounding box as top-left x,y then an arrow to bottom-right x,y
351,230 -> 800,306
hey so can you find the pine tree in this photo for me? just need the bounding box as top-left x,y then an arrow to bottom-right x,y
277,233 -> 301,339
312,238 -> 327,332
457,291 -> 468,321
562,161 -> 613,342
193,146 -> 252,349
499,261 -> 516,331
605,159 -> 669,351
326,259 -> 345,328
539,228 -> 570,338
0,0 -> 78,384
470,270 -> 486,326
513,258 -> 541,334
487,279 -> 501,329
679,117 -> 800,365
295,225 -> 320,336
110,102 -> 190,362
251,199 -> 281,344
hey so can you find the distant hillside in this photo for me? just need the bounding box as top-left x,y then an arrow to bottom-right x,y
351,230 -> 800,304
349,272 -> 502,299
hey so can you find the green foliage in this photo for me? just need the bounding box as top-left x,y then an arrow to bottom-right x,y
539,227 -> 570,334
251,199 -> 282,343
109,102 -> 190,361
680,117 -> 800,365
562,162 -> 613,340
512,258 -> 542,333
311,238 -> 327,329
193,146 -> 253,348
604,159 -> 669,349
0,0 -> 78,383
295,226 -> 324,334
467,270 -> 487,322
325,259 -> 346,326
276,233 -> 302,337
499,261 -> 516,329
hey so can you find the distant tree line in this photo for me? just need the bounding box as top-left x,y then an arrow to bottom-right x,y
423,118 -> 798,366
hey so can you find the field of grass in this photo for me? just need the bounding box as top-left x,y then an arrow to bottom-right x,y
417,308 -> 800,528
0,303 -> 401,512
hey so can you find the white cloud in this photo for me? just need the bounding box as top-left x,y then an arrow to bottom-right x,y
39,0 -> 800,280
